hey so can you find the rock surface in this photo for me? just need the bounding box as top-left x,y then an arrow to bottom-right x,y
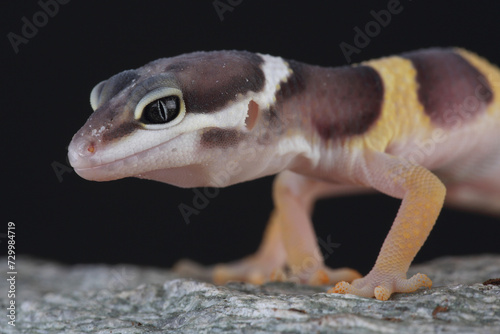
1,255 -> 499,333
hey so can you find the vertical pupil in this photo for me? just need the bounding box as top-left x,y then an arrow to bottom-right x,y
157,100 -> 167,121
143,96 -> 180,124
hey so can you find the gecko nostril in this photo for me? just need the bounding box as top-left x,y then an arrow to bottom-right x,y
72,138 -> 97,158
67,136 -> 98,169
77,140 -> 96,157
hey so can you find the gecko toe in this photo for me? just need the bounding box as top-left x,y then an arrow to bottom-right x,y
374,285 -> 392,301
329,271 -> 433,300
308,267 -> 362,285
395,273 -> 432,292
328,281 -> 375,298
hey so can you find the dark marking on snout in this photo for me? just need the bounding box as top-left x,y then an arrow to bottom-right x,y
402,48 -> 493,126
201,128 -> 244,148
160,51 -> 266,113
81,89 -> 138,144
101,122 -> 139,142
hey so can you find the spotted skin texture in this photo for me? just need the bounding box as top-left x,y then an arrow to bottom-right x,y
200,128 -> 244,148
330,154 -> 445,300
68,48 -> 500,301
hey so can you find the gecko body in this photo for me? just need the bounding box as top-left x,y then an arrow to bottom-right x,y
68,48 -> 500,300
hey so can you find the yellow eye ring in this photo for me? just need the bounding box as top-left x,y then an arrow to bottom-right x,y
134,87 -> 186,129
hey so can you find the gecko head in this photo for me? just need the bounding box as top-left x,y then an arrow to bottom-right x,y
68,51 -> 285,187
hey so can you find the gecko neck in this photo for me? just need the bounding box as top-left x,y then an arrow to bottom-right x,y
275,60 -> 384,143
251,60 -> 384,181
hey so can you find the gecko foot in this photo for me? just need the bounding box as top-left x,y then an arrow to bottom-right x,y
172,257 -> 278,285
174,257 -> 361,287
307,267 -> 362,285
212,255 -> 285,285
214,262 -> 361,286
172,259 -> 217,282
328,270 -> 432,300
272,266 -> 361,285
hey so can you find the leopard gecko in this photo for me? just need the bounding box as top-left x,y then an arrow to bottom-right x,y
68,48 -> 500,300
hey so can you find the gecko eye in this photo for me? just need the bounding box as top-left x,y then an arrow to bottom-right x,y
141,96 -> 180,124
134,86 -> 185,129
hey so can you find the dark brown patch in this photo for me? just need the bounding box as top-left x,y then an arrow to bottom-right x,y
260,60 -> 308,134
262,60 -> 307,131
276,60 -> 308,100
403,48 -> 493,126
159,51 -> 266,113
266,60 -> 384,141
432,305 -> 449,319
313,66 -> 383,139
483,278 -> 500,286
200,128 -> 243,148
101,122 -> 139,142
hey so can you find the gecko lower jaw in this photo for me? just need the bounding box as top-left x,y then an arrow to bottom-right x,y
69,140 -> 163,181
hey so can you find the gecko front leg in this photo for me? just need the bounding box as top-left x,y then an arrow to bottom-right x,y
331,151 -> 445,300
213,171 -> 362,285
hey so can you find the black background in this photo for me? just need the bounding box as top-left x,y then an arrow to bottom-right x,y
3,1 -> 499,276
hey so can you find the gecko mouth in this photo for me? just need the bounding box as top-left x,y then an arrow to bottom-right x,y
71,146 -> 158,181
68,134 -> 183,181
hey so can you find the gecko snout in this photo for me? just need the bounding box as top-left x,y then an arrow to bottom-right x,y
67,135 -> 97,169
